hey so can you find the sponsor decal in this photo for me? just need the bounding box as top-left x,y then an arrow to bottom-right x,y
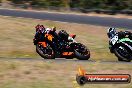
76,67 -> 131,85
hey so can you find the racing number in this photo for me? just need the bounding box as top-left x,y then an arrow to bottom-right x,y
111,35 -> 118,45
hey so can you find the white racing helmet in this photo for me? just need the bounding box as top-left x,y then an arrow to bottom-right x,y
45,28 -> 52,34
107,28 -> 117,38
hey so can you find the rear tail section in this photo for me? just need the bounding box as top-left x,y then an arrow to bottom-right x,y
69,34 -> 76,39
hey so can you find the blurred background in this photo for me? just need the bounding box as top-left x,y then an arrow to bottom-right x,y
0,0 -> 132,15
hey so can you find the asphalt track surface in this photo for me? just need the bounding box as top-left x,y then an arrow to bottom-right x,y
0,57 -> 132,64
0,8 -> 132,29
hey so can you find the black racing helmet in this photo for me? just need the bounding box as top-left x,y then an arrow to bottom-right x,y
58,30 -> 69,40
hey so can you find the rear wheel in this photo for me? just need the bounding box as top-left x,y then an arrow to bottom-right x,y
36,43 -> 55,59
74,43 -> 90,60
114,46 -> 131,62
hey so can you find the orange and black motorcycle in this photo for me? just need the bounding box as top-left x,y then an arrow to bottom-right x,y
34,31 -> 90,60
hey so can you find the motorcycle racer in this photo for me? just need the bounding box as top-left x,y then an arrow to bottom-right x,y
33,24 -> 45,45
33,24 -> 74,44
107,27 -> 132,53
33,25 -> 58,44
34,25 -> 90,60
33,25 -> 74,55
107,28 -> 132,39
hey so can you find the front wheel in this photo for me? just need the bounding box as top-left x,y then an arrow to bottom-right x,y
114,45 -> 131,62
36,43 -> 55,59
74,43 -> 90,60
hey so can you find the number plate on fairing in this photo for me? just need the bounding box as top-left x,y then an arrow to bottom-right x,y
111,35 -> 118,45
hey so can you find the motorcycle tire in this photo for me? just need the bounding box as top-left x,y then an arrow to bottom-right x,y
36,43 -> 55,59
114,45 -> 131,62
74,43 -> 90,60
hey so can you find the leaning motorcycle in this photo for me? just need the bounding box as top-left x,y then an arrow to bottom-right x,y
35,32 -> 90,60
108,32 -> 132,62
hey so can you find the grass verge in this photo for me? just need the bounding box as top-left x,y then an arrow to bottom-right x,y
0,15 -> 132,88
0,60 -> 131,88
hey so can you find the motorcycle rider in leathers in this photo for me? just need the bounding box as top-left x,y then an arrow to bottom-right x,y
33,24 -> 72,56
107,27 -> 132,53
33,24 -> 70,44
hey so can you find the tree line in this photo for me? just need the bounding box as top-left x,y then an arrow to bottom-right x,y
6,0 -> 132,10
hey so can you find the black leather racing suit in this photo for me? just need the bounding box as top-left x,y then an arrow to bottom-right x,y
109,31 -> 132,53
